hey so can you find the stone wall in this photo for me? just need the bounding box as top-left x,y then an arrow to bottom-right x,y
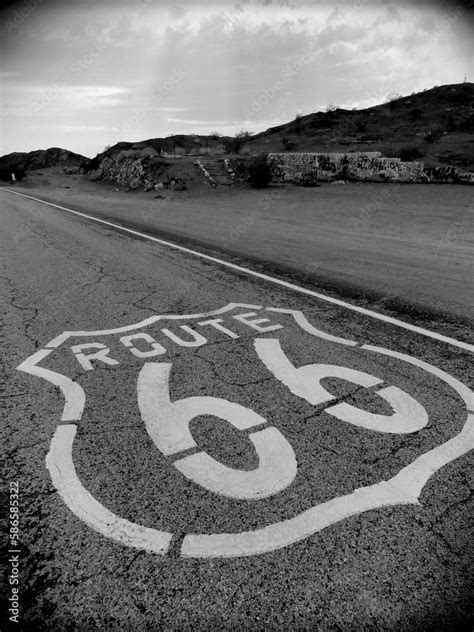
268,152 -> 472,184
422,166 -> 474,185
93,157 -> 152,189
91,153 -> 474,189
91,155 -> 190,190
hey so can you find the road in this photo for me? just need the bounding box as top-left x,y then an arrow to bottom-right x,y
1,189 -> 473,630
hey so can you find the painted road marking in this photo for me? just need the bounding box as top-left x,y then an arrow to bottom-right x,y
255,338 -> 429,433
138,362 -> 297,499
3,188 -> 473,353
17,304 -> 473,558
47,424 -> 173,555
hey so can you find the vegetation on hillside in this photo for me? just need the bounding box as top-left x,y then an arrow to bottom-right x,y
240,154 -> 272,188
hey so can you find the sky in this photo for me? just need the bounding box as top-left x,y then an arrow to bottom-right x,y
0,0 -> 472,157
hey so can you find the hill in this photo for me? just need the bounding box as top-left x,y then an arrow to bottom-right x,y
81,134 -> 232,173
83,83 -> 473,174
78,83 -> 474,176
245,83 -> 474,170
0,147 -> 87,181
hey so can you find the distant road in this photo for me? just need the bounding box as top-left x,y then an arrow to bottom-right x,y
1,189 -> 473,629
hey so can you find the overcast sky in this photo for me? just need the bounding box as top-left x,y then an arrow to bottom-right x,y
0,0 -> 472,157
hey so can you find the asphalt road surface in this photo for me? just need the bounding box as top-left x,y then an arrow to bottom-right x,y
1,190 -> 473,630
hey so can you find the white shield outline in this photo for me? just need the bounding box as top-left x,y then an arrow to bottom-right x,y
16,303 -> 474,558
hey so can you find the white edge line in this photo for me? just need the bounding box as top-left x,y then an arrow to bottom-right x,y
4,188 -> 473,353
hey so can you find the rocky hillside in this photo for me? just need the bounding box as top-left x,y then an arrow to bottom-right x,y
82,82 -> 473,178
3,84 -> 472,183
245,83 -> 474,171
0,147 -> 87,181
82,135 -> 232,174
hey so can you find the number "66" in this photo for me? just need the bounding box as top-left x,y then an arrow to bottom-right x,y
137,338 -> 428,501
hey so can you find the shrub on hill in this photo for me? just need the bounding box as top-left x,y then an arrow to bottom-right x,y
224,130 -> 252,154
282,137 -> 295,150
425,126 -> 444,143
244,154 -> 271,188
399,146 -> 424,161
410,108 -> 423,121
457,113 -> 474,133
354,119 -> 367,133
81,156 -> 99,172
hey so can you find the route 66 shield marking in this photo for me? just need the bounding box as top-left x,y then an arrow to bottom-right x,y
17,303 -> 473,558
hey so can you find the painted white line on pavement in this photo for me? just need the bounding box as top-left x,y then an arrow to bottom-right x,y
254,338 -> 430,434
45,302 -> 262,348
16,349 -> 86,421
362,345 -> 474,410
47,424 -> 173,554
3,188 -> 473,353
137,362 -> 297,500
266,307 -> 357,346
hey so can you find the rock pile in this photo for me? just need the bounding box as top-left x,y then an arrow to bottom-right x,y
90,157 -> 187,190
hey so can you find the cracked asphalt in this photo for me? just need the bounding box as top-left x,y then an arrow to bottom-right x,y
1,190 -> 473,630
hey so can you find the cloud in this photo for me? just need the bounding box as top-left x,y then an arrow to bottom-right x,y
27,124 -> 119,132
159,107 -> 188,113
0,0 -> 471,156
31,85 -> 130,113
167,117 -> 243,126
2,84 -> 130,118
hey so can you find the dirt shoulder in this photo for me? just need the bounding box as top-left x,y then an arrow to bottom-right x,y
4,169 -> 473,341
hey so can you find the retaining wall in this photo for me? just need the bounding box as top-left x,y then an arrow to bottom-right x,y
91,153 -> 474,189
92,157 -> 153,189
268,152 -> 473,184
